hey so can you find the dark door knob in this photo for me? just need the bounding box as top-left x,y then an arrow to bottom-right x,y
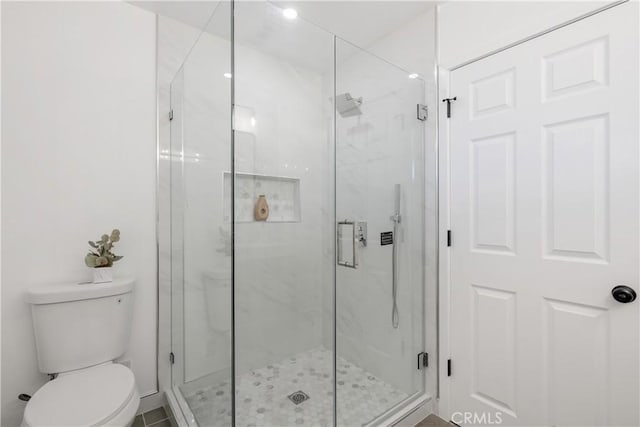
612,285 -> 637,303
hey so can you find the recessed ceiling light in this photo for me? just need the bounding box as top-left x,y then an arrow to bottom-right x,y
223,72 -> 232,79
282,8 -> 298,19
408,73 -> 419,79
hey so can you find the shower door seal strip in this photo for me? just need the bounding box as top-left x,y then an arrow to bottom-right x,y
363,392 -> 431,427
165,386 -> 197,427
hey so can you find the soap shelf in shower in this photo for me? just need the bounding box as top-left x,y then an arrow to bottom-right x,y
223,172 -> 301,223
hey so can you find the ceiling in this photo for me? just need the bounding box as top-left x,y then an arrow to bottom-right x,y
131,0 -> 437,76
132,1 -> 436,50
129,1 -> 221,33
270,1 -> 436,48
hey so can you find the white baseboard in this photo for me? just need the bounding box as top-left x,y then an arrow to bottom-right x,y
137,391 -> 166,415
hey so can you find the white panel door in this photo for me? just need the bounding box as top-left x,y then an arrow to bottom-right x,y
448,3 -> 639,426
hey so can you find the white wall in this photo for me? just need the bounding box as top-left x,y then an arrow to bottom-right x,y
438,1 -> 616,69
1,2 -> 156,425
365,8 -> 437,79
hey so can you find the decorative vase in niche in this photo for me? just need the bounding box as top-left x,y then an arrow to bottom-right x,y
93,267 -> 113,284
254,195 -> 269,221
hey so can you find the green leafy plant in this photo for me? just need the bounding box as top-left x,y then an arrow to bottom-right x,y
85,229 -> 123,268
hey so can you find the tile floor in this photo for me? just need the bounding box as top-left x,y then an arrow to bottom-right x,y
415,414 -> 453,427
133,406 -> 172,427
182,347 -> 408,427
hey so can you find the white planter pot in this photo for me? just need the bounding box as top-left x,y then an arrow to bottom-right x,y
93,267 -> 113,284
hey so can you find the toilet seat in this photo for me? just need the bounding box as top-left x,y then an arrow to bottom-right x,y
22,363 -> 138,427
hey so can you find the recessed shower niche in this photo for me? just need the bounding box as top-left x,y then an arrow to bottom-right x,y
223,172 -> 301,223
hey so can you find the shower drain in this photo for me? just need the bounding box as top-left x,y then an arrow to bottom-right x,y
287,390 -> 310,405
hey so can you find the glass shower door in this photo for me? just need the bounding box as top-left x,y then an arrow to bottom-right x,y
169,2 -> 233,425
232,2 -> 336,426
167,3 -> 429,425
169,66 -> 186,396
335,39 -> 426,425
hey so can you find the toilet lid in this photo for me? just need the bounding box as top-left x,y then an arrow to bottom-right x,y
23,364 -> 136,427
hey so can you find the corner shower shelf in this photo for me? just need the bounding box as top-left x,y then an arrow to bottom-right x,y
223,172 -> 301,223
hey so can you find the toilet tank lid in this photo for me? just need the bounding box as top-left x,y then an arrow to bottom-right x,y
25,278 -> 134,304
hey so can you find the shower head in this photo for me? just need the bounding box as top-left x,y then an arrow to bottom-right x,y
335,93 -> 363,117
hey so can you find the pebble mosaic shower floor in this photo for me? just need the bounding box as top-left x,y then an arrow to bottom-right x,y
183,347 -> 408,427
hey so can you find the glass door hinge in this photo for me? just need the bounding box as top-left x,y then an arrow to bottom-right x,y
417,104 -> 428,121
417,352 -> 428,369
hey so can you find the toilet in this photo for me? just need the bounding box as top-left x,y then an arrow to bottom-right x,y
22,278 -> 140,427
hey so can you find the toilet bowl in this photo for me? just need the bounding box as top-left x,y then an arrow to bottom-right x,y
23,279 -> 139,427
21,363 -> 139,427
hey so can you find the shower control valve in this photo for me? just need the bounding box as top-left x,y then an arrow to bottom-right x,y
356,222 -> 367,247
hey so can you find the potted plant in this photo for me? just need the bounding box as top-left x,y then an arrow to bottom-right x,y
85,229 -> 123,283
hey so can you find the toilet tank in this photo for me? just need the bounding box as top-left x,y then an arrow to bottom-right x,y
25,278 -> 134,374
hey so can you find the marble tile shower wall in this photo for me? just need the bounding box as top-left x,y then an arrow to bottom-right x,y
159,14 -> 334,385
233,38 -> 334,375
335,43 -> 425,395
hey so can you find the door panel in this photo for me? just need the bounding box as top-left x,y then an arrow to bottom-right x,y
335,38 -> 427,425
449,3 -> 639,426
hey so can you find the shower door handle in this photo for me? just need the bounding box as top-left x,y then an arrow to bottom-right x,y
612,285 -> 637,303
337,221 -> 366,268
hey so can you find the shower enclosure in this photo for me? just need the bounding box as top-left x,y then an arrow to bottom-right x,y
164,2 -> 434,425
